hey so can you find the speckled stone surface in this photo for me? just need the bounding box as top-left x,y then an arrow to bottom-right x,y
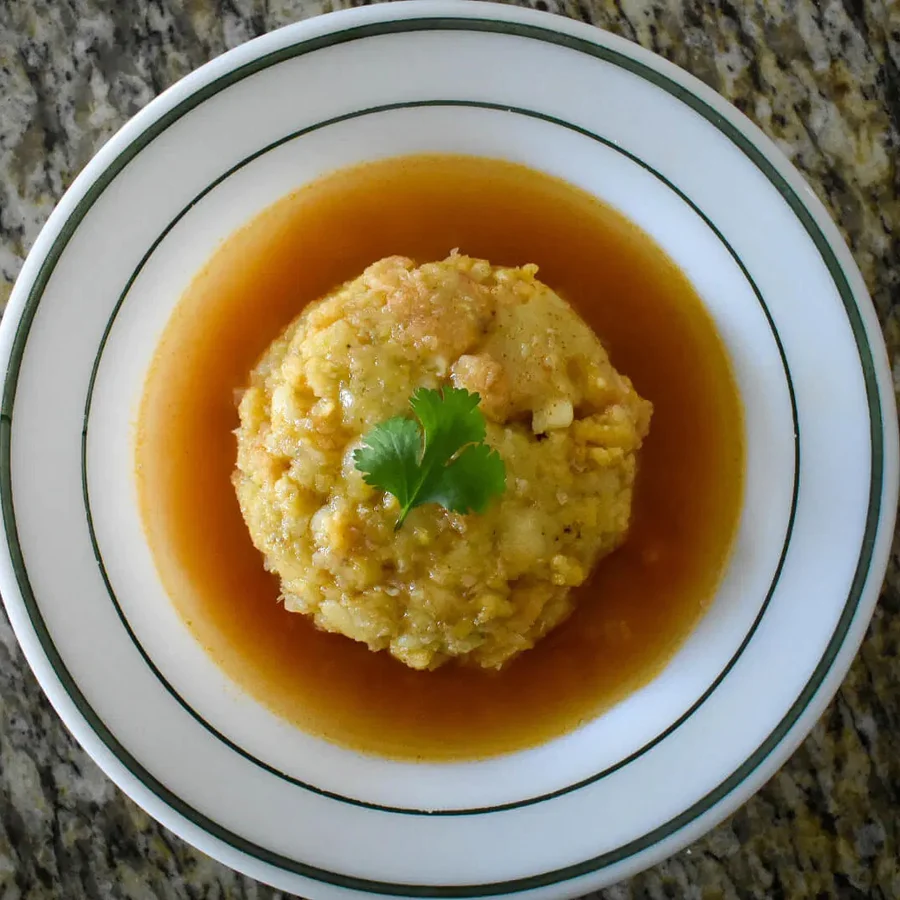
0,0 -> 898,897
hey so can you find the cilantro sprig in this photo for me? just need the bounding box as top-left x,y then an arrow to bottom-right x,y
353,387 -> 506,529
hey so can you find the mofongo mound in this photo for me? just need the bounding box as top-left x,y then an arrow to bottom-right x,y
234,254 -> 651,670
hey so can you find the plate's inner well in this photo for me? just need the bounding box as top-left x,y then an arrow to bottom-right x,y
136,155 -> 744,760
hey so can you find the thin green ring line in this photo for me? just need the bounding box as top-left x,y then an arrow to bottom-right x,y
82,99 -> 800,816
0,17 -> 884,897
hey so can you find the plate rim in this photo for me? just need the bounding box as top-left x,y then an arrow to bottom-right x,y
0,3 -> 896,897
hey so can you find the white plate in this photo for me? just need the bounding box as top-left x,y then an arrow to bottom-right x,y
0,2 -> 896,897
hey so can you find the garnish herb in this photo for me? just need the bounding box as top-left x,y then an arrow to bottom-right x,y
353,387 -> 506,529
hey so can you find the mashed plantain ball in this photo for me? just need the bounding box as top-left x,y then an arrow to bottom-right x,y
234,255 -> 652,670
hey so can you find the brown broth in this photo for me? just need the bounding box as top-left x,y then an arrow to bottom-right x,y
136,155 -> 744,761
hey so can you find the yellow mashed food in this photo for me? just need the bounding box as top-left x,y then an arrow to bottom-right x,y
234,255 -> 652,670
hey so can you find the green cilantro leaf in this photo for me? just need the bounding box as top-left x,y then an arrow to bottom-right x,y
350,416 -> 421,512
415,442 -> 507,516
353,387 -> 506,528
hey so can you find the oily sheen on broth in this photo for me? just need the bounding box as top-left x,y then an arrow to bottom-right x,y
136,155 -> 744,761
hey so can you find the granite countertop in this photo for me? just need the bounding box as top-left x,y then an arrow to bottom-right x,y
0,0 -> 898,897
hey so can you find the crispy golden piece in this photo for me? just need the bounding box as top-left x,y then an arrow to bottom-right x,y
234,255 -> 652,670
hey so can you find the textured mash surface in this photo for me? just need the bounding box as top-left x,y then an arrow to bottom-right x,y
234,255 -> 651,670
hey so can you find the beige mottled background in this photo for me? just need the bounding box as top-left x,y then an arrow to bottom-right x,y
0,1 -> 898,898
